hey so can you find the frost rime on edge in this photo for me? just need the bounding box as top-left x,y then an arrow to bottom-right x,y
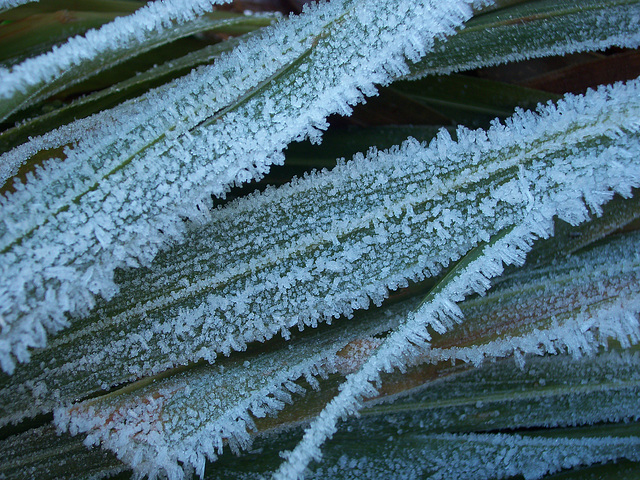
0,0 -> 232,99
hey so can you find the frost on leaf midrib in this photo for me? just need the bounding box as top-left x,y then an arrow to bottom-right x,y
45,147 -> 529,346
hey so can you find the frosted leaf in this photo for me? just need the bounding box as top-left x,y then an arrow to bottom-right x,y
9,223 -> 640,479
408,0 -> 640,80
208,347 -> 640,479
3,349 -> 638,479
3,77 -> 640,431
424,229 -> 640,367
54,302 -> 400,479
0,12 -> 280,186
359,349 -> 640,436
306,429 -> 640,480
0,0 -> 492,373
0,425 -> 126,480
0,0 -> 232,104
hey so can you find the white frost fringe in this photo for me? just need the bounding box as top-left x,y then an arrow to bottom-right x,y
0,0 -> 231,99
55,335 -> 372,480
273,217 -> 546,480
274,221 -> 570,479
427,298 -> 640,369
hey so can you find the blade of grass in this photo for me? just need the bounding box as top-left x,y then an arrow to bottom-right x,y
0,424 -> 126,480
0,15 -> 276,158
0,9 -> 132,67
406,0 -> 640,78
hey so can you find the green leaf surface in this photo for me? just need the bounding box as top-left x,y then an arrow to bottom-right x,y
3,77 -> 639,429
0,425 -> 125,480
1,1 -> 640,479
0,9 -> 130,67
388,74 -> 560,128
207,353 -> 640,479
4,228 -> 640,479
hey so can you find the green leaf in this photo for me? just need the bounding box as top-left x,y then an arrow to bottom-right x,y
388,74 -> 560,128
3,76 -> 637,427
2,1 -> 640,478
407,0 -> 640,78
0,5 -> 139,67
207,351 -> 640,479
0,424 -> 125,480
0,1 -> 503,360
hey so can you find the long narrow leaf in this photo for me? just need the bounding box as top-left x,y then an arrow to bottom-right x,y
303,427 -> 640,480
0,0 -> 233,122
0,0 -> 492,374
407,0 -> 640,79
0,16 -> 277,157
0,425 -> 125,480
206,352 -> 640,479
1,75 -> 638,456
